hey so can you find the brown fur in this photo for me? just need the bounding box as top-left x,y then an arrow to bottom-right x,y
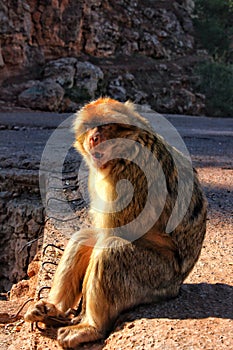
25,98 -> 207,348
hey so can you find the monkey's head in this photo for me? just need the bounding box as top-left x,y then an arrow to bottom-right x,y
73,98 -> 152,171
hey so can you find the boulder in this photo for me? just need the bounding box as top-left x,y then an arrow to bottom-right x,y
43,57 -> 77,88
18,80 -> 64,111
74,61 -> 104,99
42,59 -> 104,107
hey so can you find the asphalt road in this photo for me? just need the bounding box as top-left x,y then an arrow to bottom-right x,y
0,110 -> 232,170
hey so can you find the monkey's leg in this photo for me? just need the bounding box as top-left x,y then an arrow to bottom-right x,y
57,236 -> 180,348
24,229 -> 95,324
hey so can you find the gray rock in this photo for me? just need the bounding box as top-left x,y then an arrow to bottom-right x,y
0,46 -> 4,67
43,57 -> 77,88
18,79 -> 64,111
74,61 -> 104,99
0,196 -> 44,291
108,76 -> 127,101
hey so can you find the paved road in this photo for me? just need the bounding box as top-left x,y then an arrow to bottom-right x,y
0,110 -> 232,170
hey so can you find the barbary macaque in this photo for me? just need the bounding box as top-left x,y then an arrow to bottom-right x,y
25,98 -> 207,348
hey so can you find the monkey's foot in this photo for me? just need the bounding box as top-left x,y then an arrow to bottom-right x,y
24,300 -> 71,327
58,324 -> 104,348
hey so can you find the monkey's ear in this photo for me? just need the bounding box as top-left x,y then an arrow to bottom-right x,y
124,100 -> 136,111
73,139 -> 80,151
73,113 -> 87,138
73,139 -> 87,156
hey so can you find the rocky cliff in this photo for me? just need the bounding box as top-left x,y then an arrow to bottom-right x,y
0,0 -> 206,114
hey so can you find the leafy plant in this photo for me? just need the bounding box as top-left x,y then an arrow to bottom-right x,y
194,0 -> 233,62
196,61 -> 233,116
193,0 -> 233,116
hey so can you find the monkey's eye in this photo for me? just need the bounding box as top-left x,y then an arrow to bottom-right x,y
89,132 -> 101,148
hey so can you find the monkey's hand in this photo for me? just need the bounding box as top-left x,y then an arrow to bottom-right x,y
24,300 -> 72,327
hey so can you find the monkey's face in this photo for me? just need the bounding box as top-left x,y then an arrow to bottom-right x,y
82,124 -> 118,170
81,123 -> 134,171
73,99 -> 153,171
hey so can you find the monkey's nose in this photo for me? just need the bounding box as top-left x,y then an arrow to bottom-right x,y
93,152 -> 103,159
89,133 -> 100,149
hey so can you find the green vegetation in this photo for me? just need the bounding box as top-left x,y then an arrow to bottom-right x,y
196,61 -> 233,116
194,0 -> 233,116
194,0 -> 233,60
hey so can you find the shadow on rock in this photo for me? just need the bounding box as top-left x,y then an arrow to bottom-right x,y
121,283 -> 233,322
30,283 -> 232,349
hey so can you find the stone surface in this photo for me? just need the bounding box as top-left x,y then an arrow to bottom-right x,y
74,61 -> 104,99
0,0 -> 208,115
0,168 -> 44,292
43,58 -> 77,89
18,80 -> 65,111
9,55 -> 205,114
0,0 -> 195,68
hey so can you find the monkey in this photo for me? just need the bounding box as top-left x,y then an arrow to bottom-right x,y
25,98 -> 207,348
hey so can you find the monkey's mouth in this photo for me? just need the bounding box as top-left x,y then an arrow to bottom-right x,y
90,150 -> 107,169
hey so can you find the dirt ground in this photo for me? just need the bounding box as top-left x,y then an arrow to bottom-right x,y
0,112 -> 232,349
